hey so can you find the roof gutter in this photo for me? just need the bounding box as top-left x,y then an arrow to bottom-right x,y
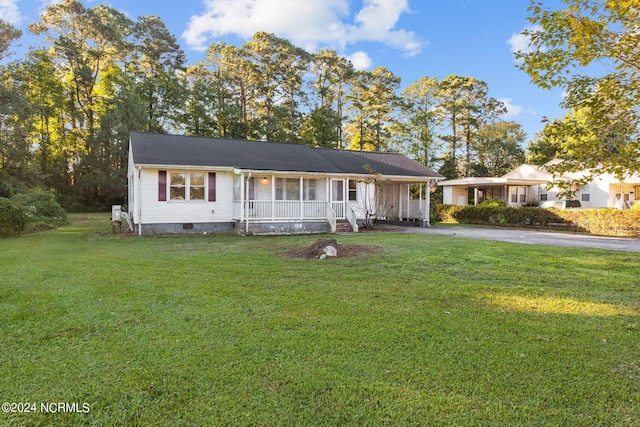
135,163 -> 236,172
232,168 -> 443,182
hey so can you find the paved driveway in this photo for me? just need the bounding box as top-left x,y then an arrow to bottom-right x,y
389,225 -> 640,253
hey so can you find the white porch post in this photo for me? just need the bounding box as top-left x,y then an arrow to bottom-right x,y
426,181 -> 431,226
240,173 -> 245,221
398,185 -> 403,220
474,187 -> 478,205
406,184 -> 411,220
419,183 -> 423,220
271,175 -> 275,221
299,176 -> 304,220
326,177 -> 329,204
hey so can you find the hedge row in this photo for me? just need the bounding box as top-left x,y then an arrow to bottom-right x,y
556,209 -> 640,237
434,205 -> 567,226
433,204 -> 640,237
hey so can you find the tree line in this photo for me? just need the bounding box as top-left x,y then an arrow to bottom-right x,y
0,0 -> 526,209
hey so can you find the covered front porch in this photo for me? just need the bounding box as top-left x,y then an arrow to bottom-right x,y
441,177 -> 547,208
231,170 -> 436,234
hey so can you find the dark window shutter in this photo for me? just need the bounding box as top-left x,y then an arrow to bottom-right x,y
208,173 -> 216,202
158,170 -> 167,201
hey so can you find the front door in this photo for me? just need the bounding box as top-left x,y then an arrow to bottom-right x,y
330,179 -> 345,218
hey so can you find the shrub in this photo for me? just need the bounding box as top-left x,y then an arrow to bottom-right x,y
0,180 -> 15,198
433,204 -> 465,222
12,190 -> 67,227
0,190 -> 68,235
477,199 -> 507,208
0,198 -> 29,235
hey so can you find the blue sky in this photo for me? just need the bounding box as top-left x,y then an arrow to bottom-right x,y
2,0 -> 568,144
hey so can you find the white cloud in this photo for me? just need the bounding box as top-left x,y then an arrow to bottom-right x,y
348,0 -> 422,56
0,0 -> 22,24
507,25 -> 543,56
182,0 -> 423,56
347,51 -> 372,70
498,97 -> 535,118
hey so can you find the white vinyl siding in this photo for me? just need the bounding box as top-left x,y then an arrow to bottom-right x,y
137,169 -> 234,224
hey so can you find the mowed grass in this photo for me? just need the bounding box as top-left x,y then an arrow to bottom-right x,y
1,214 -> 639,426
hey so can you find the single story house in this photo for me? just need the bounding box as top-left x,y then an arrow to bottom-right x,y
127,132 -> 444,235
438,159 -> 640,209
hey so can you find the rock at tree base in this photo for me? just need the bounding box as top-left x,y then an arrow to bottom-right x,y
309,238 -> 338,259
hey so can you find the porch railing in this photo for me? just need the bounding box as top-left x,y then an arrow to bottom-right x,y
237,200 -> 334,221
331,201 -> 345,218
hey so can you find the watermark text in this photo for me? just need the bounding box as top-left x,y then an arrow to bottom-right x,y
2,402 -> 90,414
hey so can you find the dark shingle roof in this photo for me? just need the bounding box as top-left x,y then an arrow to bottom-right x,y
130,132 -> 443,179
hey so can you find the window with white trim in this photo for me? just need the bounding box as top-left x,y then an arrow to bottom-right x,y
581,185 -> 590,202
304,179 -> 317,201
510,186 -> 527,203
247,177 -> 256,200
275,178 -> 301,200
519,186 -> 526,203
348,180 -> 357,201
169,172 -> 206,201
540,186 -> 548,201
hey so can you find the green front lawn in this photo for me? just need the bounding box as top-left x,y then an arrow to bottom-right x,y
1,214 -> 638,426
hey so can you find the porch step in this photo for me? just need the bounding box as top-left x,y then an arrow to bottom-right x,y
335,222 -> 353,233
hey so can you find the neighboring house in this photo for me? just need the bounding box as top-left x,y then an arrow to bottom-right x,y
438,159 -> 640,209
128,132 -> 444,235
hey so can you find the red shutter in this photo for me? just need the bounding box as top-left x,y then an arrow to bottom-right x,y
158,170 -> 167,201
208,173 -> 216,202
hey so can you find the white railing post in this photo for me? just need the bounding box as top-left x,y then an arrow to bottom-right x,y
326,202 -> 336,233
346,203 -> 359,233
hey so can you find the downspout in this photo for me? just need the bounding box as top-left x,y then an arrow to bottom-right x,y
137,165 -> 142,236
239,173 -> 245,232
245,173 -> 252,236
